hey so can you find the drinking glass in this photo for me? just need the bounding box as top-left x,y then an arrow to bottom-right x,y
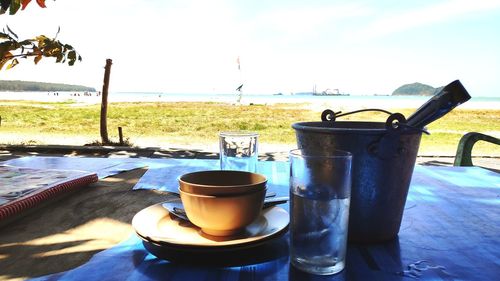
289,148 -> 352,275
219,131 -> 258,172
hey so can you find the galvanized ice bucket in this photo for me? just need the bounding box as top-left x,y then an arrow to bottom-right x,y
292,109 -> 426,243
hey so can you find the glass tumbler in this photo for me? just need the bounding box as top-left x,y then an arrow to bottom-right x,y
289,149 -> 352,275
219,131 -> 258,172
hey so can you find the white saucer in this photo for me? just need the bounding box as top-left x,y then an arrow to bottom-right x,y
132,200 -> 289,249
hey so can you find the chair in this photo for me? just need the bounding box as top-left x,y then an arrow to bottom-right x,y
454,132 -> 500,166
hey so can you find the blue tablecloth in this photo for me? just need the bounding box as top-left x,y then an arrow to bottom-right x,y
12,158 -> 498,280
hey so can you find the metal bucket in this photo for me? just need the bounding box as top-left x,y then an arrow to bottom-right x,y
292,109 -> 425,243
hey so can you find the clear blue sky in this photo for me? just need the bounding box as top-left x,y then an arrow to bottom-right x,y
2,0 -> 500,96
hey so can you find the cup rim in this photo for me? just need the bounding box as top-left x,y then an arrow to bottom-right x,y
289,148 -> 352,159
219,131 -> 259,137
179,170 -> 267,186
179,187 -> 267,198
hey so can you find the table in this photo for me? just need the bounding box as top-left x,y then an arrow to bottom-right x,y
1,157 -> 499,280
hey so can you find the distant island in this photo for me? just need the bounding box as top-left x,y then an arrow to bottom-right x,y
0,80 -> 96,92
392,82 -> 443,96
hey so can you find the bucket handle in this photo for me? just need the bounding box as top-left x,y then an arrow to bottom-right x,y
321,108 -> 392,122
321,109 -> 429,134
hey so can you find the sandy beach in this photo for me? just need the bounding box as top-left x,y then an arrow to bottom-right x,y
1,91 -> 499,110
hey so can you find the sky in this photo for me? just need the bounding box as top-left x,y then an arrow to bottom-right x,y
1,0 -> 500,96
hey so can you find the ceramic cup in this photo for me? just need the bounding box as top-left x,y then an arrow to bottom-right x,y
179,187 -> 266,236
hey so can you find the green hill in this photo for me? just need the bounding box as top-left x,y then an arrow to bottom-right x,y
392,82 -> 442,96
0,80 -> 96,92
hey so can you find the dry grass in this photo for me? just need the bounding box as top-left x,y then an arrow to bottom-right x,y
0,100 -> 499,156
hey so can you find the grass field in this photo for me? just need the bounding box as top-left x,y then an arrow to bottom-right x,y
1,100 -> 499,156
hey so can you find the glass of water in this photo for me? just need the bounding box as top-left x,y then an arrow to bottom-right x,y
289,148 -> 352,275
219,131 -> 258,172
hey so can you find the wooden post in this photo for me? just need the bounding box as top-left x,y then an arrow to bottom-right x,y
100,59 -> 112,144
0,116 -> 2,127
118,127 -> 124,146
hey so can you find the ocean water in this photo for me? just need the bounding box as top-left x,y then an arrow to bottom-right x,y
0,91 -> 499,110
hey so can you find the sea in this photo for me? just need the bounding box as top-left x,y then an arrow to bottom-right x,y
0,91 -> 499,110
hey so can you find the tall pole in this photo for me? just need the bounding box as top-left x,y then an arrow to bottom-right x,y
236,56 -> 243,103
100,59 -> 112,144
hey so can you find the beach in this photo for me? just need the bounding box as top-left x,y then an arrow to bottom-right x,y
0,91 -> 499,110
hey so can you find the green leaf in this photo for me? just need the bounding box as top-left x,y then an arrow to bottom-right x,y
0,0 -> 10,12
6,58 -> 19,69
0,41 -> 19,54
55,53 -> 63,63
0,52 -> 12,70
1,27 -> 82,71
18,39 -> 33,46
67,50 -> 76,60
6,25 -> 18,40
0,59 -> 8,70
10,0 -> 21,15
0,42 -> 10,56
35,35 -> 49,41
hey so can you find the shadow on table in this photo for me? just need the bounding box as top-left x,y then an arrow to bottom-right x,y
0,168 -> 172,280
137,256 -> 290,281
137,235 -> 408,280
286,239 -> 405,281
289,266 -> 347,281
142,234 -> 289,267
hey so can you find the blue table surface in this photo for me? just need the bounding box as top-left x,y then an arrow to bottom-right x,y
6,157 -> 500,281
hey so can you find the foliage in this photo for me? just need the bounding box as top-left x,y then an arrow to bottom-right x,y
0,0 -> 81,70
0,0 -> 48,15
0,26 -> 81,70
0,80 -> 95,91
